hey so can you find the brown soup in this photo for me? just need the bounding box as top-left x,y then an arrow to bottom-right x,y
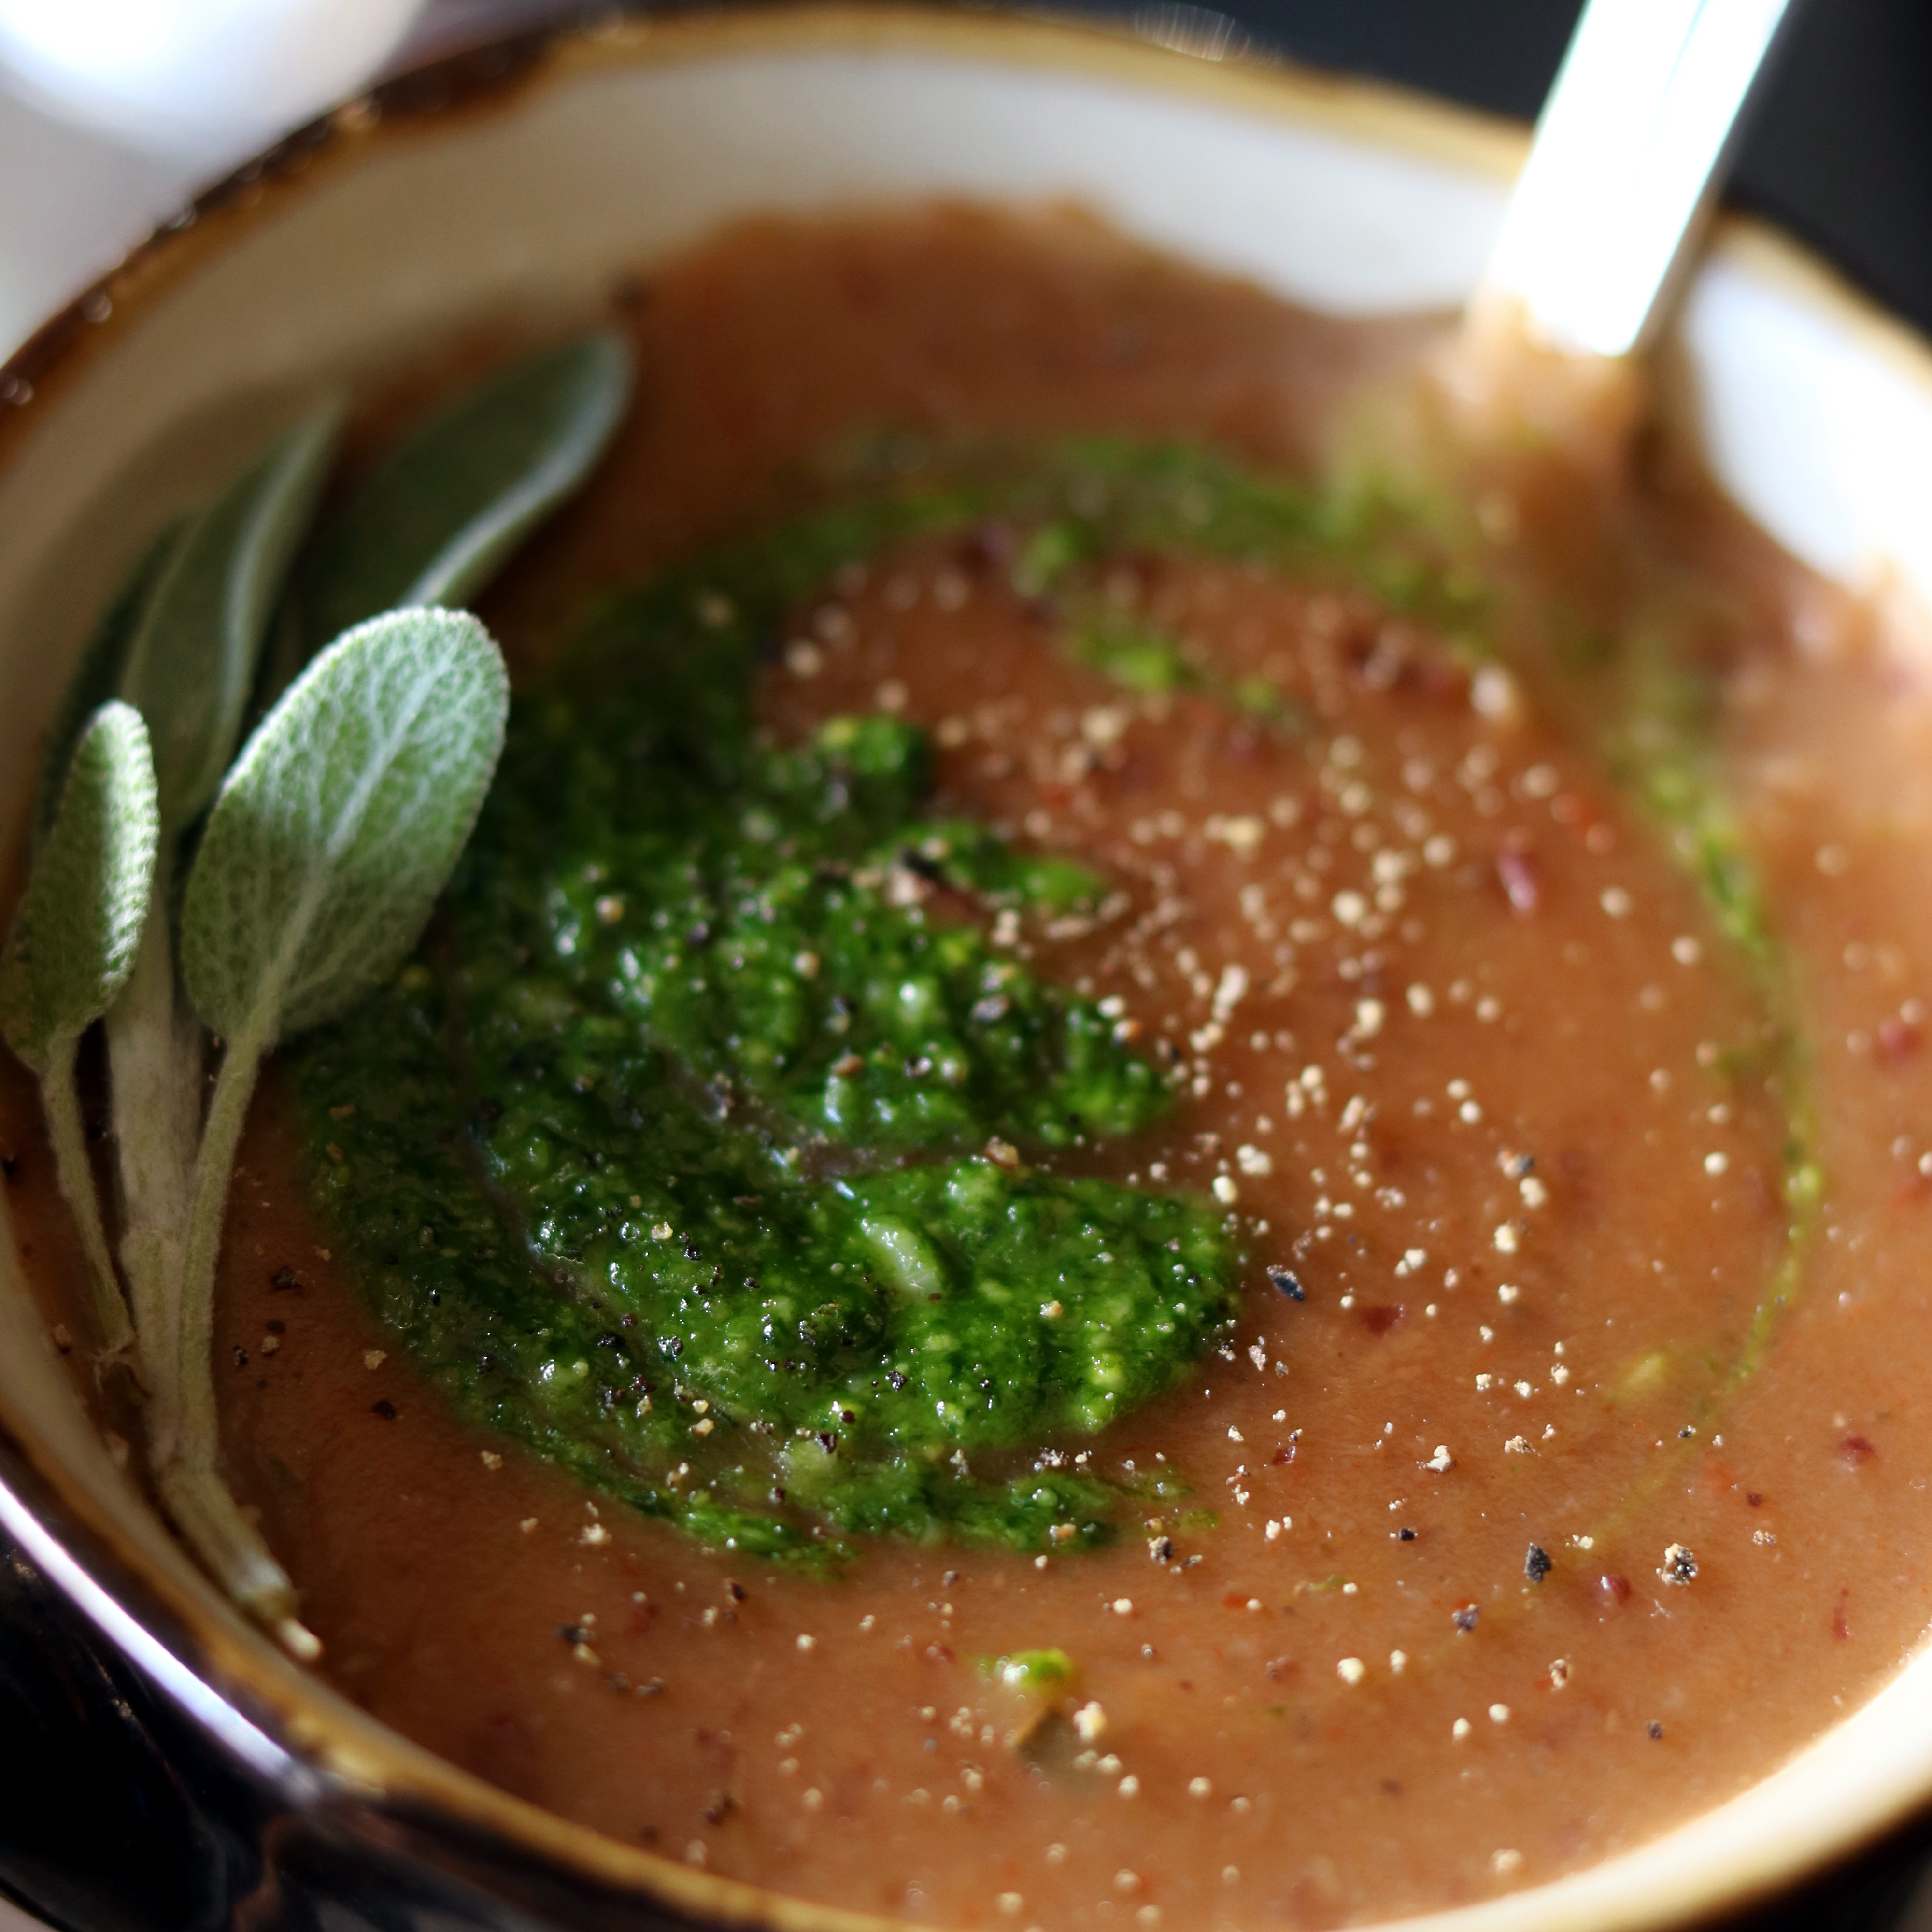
12,205 -> 1932,1929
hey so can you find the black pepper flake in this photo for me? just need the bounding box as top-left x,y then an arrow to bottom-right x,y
269,1266 -> 298,1291
1266,1264 -> 1305,1301
557,1622 -> 590,1646
1394,1527 -> 1418,1542
1525,1543 -> 1553,1584
232,1346 -> 249,1368
1148,1535 -> 1175,1564
727,1581 -> 747,1602
1452,1604 -> 1480,1633
1,1155 -> 17,1181
1659,1543 -> 1697,1585
1647,1721 -> 1665,1741
371,1398 -> 398,1421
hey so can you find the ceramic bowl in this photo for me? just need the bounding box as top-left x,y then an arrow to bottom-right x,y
3,10 -> 1932,1929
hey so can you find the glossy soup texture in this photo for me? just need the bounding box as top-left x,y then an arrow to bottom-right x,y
16,206 -> 1932,1928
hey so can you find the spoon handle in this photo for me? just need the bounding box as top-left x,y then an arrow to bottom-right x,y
1478,0 -> 1798,359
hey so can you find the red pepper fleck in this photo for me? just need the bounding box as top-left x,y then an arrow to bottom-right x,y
1359,1303 -> 1405,1336
1833,1605 -> 1851,1640
1840,1435 -> 1875,1465
1495,844 -> 1541,916
1600,1573 -> 1632,1605
1877,1017 -> 1921,1063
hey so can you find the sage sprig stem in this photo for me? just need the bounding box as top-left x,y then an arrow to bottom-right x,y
0,702 -> 159,1359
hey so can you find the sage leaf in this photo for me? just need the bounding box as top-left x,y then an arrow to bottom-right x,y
180,607 -> 509,1046
119,406 -> 343,835
287,334 -> 631,663
1,701 -> 159,1073
31,523 -> 183,850
1,701 -> 158,1359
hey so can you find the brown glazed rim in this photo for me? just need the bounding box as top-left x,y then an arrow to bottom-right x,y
5,9 -> 1932,1931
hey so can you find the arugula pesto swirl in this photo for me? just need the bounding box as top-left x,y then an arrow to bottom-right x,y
288,456 -> 1285,1561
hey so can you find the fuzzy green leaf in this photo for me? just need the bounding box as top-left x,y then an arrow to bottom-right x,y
180,608 -> 508,1046
289,334 -> 632,660
32,522 -> 183,850
118,407 -> 343,834
1,702 -> 160,1073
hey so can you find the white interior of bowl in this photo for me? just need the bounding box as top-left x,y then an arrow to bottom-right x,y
4,18 -> 1932,1930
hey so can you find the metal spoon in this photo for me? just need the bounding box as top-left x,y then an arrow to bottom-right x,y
1476,0 -> 1800,360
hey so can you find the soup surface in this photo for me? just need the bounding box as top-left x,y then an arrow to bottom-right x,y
14,206 -> 1932,1929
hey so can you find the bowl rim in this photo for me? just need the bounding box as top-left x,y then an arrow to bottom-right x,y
4,8 -> 1932,1931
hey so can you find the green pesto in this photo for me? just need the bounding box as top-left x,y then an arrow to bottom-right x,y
295,435 -> 1476,1562
1583,612 -> 1820,1374
988,1648 -> 1078,1695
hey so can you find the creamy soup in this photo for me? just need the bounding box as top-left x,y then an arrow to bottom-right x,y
10,205 -> 1932,1930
